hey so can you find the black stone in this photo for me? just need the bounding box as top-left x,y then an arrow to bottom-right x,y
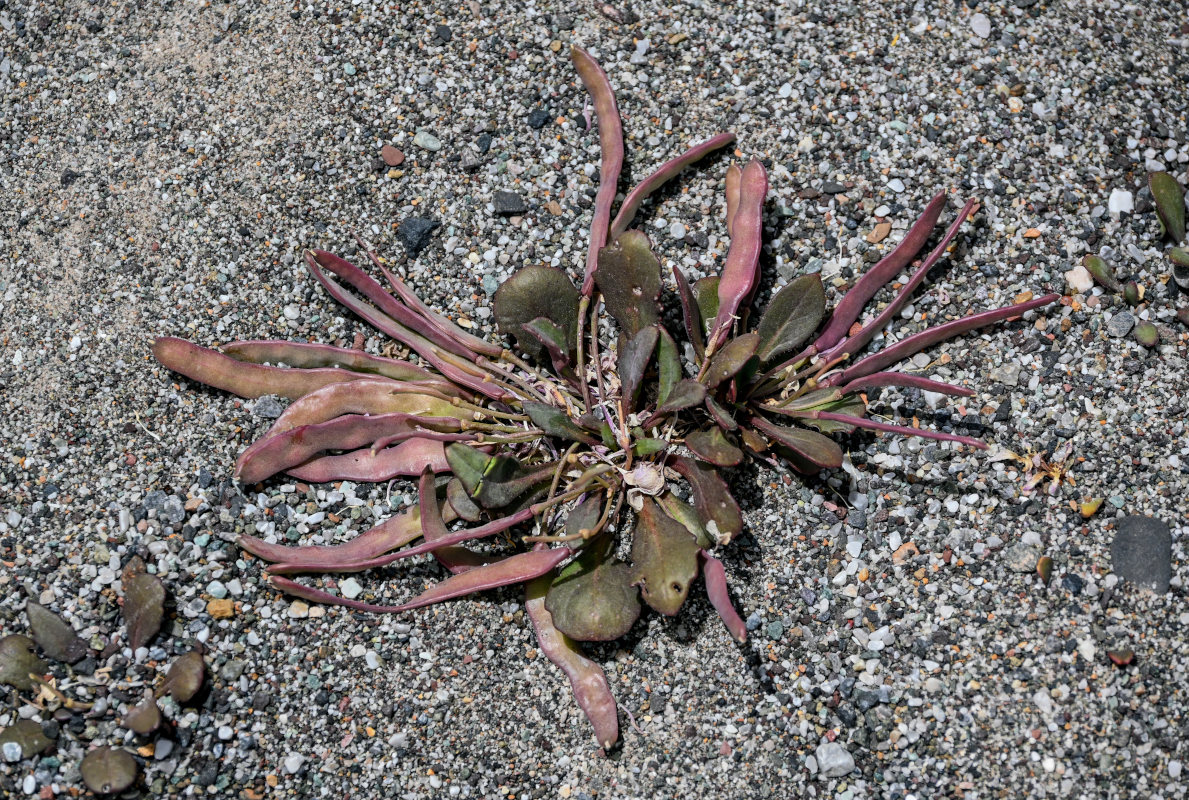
61,170 -> 82,188
1110,516 -> 1172,594
821,181 -> 845,194
527,108 -> 551,129
1061,574 -> 1085,595
492,190 -> 527,216
477,133 -> 493,154
396,217 -> 440,258
434,24 -> 452,43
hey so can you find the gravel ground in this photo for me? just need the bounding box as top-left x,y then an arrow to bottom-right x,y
2,0 -> 1188,797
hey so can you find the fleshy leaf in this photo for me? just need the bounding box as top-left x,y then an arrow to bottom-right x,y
656,492 -> 713,549
1082,254 -> 1121,293
445,443 -> 492,497
546,538 -> 641,641
523,402 -> 599,446
493,266 -> 580,361
419,469 -> 488,574
619,325 -> 659,411
656,327 -> 681,405
466,455 -> 557,510
750,417 -> 843,468
0,635 -> 45,690
709,159 -> 767,350
80,747 -> 139,795
523,317 -> 573,373
673,267 -> 706,360
755,274 -> 826,362
525,576 -> 620,750
724,163 -> 741,237
669,456 -> 744,544
699,551 -> 747,643
692,277 -> 721,339
121,557 -> 165,651
704,332 -> 758,389
633,438 -> 668,457
447,477 -> 482,522
1134,320 -> 1159,347
122,698 -> 161,734
704,395 -> 738,431
594,231 -> 661,337
1150,171 -> 1186,242
0,719 -> 53,759
160,651 -> 205,703
631,498 -> 702,616
26,602 -> 88,664
641,379 -> 707,427
565,495 -> 605,540
686,427 -> 743,467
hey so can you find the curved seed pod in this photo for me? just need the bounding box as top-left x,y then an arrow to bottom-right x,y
153,338 -> 379,400
724,163 -> 742,237
749,416 -> 843,469
698,551 -> 746,643
236,412 -> 461,484
838,372 -> 973,397
673,266 -> 706,361
309,250 -> 480,360
819,198 -> 977,367
418,469 -> 488,574
286,438 -> 449,484
832,293 -> 1059,384
813,191 -> 948,353
268,548 -> 568,612
572,46 -> 625,295
240,508 -> 425,567
803,411 -> 987,448
609,132 -> 737,240
265,379 -> 470,437
709,159 -> 767,352
526,575 -> 620,750
222,340 -> 464,394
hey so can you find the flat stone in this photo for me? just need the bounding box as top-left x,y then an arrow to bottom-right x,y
396,217 -> 440,257
1111,516 -> 1171,594
970,13 -> 991,38
380,145 -> 404,166
1004,542 -> 1040,573
866,222 -> 891,243
1064,265 -> 1094,294
815,741 -> 855,778
1106,311 -> 1135,338
413,130 -> 441,152
527,108 -> 550,129
887,177 -> 905,193
492,190 -> 527,216
989,362 -> 1021,387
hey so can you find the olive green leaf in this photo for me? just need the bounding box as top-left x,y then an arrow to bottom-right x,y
630,498 -> 701,616
81,747 -> 139,795
122,697 -> 161,735
546,537 -> 641,641
0,719 -> 53,759
121,556 -> 165,651
685,426 -> 743,467
159,650 -> 205,704
755,274 -> 826,361
704,332 -> 759,389
619,325 -> 658,411
1150,171 -> 1186,243
595,231 -> 662,337
493,266 -> 580,360
26,601 -> 88,663
0,635 -> 45,690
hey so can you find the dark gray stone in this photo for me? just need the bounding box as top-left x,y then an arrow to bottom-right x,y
1106,311 -> 1135,338
492,190 -> 526,216
1111,515 -> 1172,594
396,217 -> 440,257
527,108 -> 550,129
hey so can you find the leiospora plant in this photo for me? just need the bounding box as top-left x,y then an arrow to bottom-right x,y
152,46 -> 1058,749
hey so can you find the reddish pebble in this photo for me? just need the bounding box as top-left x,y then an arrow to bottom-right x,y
125,453 -> 137,466
381,145 -> 405,167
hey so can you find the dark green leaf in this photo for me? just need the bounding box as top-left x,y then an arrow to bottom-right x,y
523,401 -> 599,445
445,443 -> 492,496
80,747 -> 138,795
686,427 -> 743,467
121,557 -> 165,651
522,317 -> 572,372
474,457 -> 557,509
122,698 -> 161,734
446,477 -> 482,522
0,719 -> 52,759
692,277 -> 720,338
1082,255 -> 1121,293
633,438 -> 668,457
751,417 -> 843,468
160,651 -> 205,704
26,601 -> 88,663
673,267 -> 705,360
704,394 -> 738,431
704,332 -> 758,388
0,635 -> 45,690
641,379 -> 706,427
619,325 -> 658,411
546,537 -> 641,641
493,266 -> 579,360
669,456 -> 744,545
796,394 -> 867,435
594,231 -> 661,337
1150,171 -> 1186,242
565,495 -> 605,540
755,274 -> 826,361
656,492 -> 713,549
656,327 -> 681,405
630,498 -> 701,616
1134,320 -> 1159,347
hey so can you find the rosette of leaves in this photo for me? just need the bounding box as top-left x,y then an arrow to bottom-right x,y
152,47 -> 1057,749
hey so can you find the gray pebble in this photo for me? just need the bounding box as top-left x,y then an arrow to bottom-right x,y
1111,516 -> 1172,594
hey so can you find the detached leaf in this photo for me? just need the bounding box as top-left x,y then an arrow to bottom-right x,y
80,747 -> 139,795
122,698 -> 161,734
493,266 -> 579,361
0,635 -> 46,690
160,651 -> 205,704
656,327 -> 681,405
686,427 -> 743,467
1150,171 -> 1186,242
546,538 -> 641,641
26,601 -> 88,663
669,457 -> 744,544
755,274 -> 826,361
0,719 -> 53,759
1082,254 -> 1121,293
121,557 -> 165,651
595,231 -> 661,337
523,401 -> 599,445
619,325 -> 658,411
631,498 -> 701,616
704,332 -> 758,389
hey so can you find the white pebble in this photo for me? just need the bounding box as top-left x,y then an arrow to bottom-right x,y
1170,760 -> 1183,779
284,754 -> 305,774
1064,265 -> 1094,294
340,577 -> 364,600
1108,188 -> 1133,214
970,13 -> 991,38
887,178 -> 905,193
